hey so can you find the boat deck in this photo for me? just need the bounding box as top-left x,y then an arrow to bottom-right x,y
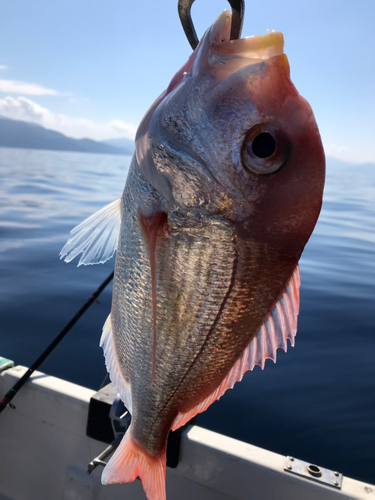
0,364 -> 373,500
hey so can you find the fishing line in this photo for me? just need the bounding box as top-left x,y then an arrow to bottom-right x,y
0,271 -> 114,415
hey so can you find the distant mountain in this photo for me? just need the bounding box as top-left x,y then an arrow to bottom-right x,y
103,137 -> 134,153
0,116 -> 133,156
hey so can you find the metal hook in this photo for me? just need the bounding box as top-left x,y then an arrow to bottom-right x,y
178,0 -> 245,50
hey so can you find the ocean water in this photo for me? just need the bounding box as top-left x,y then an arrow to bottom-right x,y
0,146 -> 374,485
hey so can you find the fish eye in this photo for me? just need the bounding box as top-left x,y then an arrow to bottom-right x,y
241,125 -> 289,175
252,133 -> 276,158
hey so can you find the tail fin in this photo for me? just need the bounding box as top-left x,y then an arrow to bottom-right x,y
102,431 -> 166,500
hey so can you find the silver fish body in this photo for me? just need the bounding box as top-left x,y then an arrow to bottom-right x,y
112,158 -> 236,452
61,10 -> 325,500
111,155 -> 298,454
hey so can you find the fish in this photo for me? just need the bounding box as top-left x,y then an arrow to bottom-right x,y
60,9 -> 325,500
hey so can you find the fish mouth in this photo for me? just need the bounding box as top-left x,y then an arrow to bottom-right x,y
207,10 -> 284,67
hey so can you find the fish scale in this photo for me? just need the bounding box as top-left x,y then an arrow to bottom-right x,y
112,159 -> 238,450
111,156 -> 302,457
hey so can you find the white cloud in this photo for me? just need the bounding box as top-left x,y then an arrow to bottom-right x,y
0,65 -> 7,71
109,118 -> 138,139
324,141 -> 375,164
0,95 -> 136,141
324,144 -> 350,161
0,79 -> 60,96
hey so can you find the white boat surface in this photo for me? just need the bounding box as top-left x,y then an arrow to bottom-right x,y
0,360 -> 373,500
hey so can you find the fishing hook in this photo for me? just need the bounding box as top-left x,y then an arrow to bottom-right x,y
178,0 -> 245,50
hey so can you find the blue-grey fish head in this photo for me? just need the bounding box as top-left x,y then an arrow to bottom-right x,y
135,10 -> 325,253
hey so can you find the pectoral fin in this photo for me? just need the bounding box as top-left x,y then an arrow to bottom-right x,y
60,198 -> 121,266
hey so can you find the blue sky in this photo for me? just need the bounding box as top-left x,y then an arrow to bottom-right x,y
0,0 -> 374,163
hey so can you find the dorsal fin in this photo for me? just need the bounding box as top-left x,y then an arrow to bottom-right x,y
171,265 -> 301,431
60,198 -> 121,266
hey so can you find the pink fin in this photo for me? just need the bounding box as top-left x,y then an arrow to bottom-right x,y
171,266 -> 300,431
102,431 -> 166,500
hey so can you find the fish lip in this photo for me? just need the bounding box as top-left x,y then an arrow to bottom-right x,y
208,10 -> 284,62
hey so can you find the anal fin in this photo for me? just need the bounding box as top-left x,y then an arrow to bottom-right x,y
171,266 -> 301,431
100,313 -> 132,414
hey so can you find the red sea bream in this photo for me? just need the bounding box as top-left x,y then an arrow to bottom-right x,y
61,10 -> 325,500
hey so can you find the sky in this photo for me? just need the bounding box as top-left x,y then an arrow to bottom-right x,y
0,0 -> 374,163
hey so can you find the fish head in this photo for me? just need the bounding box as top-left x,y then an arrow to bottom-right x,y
136,10 -> 325,258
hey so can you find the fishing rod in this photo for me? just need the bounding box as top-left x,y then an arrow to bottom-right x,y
0,271 -> 114,415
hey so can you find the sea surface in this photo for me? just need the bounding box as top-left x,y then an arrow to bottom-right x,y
0,146 -> 374,485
